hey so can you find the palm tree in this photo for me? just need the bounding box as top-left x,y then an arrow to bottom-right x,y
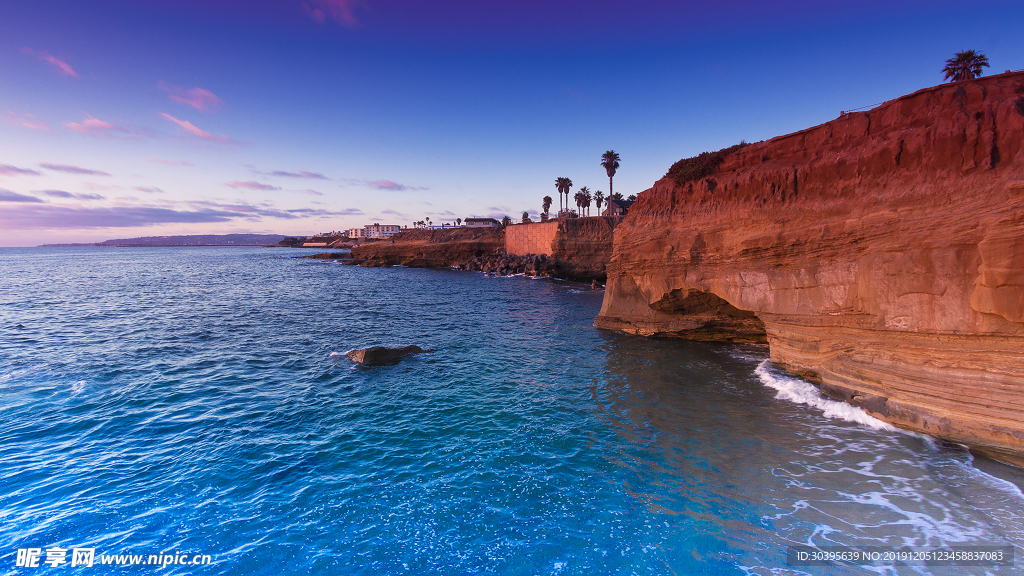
542,195 -> 552,217
456,218 -> 462,226
943,50 -> 990,82
576,187 -> 589,216
555,177 -> 572,214
583,188 -> 592,216
594,190 -> 605,216
601,150 -> 620,198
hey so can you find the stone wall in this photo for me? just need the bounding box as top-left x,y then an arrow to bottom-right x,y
505,221 -> 559,256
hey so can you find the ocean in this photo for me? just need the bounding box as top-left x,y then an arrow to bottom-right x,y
1,247 -> 1022,575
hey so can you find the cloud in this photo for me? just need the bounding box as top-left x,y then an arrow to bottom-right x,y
300,189 -> 324,196
337,177 -> 428,191
22,48 -> 79,77
303,0 -> 360,26
65,116 -> 130,136
3,112 -> 49,130
0,189 -> 44,203
135,186 -> 165,193
1,198 -> 365,229
158,81 -> 224,112
0,164 -> 43,177
39,163 -> 112,176
39,189 -> 105,200
226,180 -> 281,191
380,209 -> 405,215
160,113 -> 240,145
266,170 -> 328,179
145,158 -> 194,166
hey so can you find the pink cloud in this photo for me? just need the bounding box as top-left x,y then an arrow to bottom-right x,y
0,164 -> 43,177
160,113 -> 240,145
145,158 -> 194,166
226,180 -> 281,191
22,48 -> 79,77
65,116 -> 130,136
303,0 -> 360,26
135,186 -> 165,194
3,112 -> 49,130
158,81 -> 224,112
39,163 -> 112,176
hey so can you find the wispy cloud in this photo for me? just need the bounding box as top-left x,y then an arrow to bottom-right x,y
65,115 -> 131,136
266,170 -> 328,179
39,189 -> 104,200
300,189 -> 324,196
303,0 -> 360,26
158,81 -> 224,112
22,48 -> 79,77
160,113 -> 241,145
226,180 -> 281,191
135,186 -> 165,194
1,198 -> 364,229
0,164 -> 43,177
3,112 -> 49,130
339,178 -> 428,191
145,158 -> 194,167
0,189 -> 43,203
39,163 -> 111,176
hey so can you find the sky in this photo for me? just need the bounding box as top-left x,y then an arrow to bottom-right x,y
1,0 -> 1023,246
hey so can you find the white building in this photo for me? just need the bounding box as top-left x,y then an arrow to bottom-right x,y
350,223 -> 402,239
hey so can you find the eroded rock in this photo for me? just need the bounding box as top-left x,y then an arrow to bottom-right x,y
345,345 -> 433,366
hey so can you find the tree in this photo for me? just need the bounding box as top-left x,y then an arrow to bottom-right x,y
601,150 -> 620,198
501,215 -> 512,227
542,195 -> 552,216
583,188 -> 592,216
522,211 -> 532,224
627,194 -> 637,201
456,217 -> 462,226
576,187 -> 589,216
555,177 -> 572,214
610,192 -> 623,201
594,190 -> 605,215
943,50 -> 990,82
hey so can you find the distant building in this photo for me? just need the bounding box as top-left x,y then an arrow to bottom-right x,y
465,217 -> 500,227
603,199 -> 635,217
349,224 -> 401,239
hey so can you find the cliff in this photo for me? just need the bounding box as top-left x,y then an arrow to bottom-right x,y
550,217 -> 620,280
595,73 -> 1024,466
349,228 -> 503,267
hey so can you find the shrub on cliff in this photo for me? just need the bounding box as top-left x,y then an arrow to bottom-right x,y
666,142 -> 748,185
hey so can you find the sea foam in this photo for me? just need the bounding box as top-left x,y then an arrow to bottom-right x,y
755,360 -> 895,430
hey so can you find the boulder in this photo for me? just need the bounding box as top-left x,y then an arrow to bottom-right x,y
345,345 -> 433,366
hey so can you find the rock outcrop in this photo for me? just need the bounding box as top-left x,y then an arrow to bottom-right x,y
596,73 -> 1024,466
346,345 -> 433,366
349,228 -> 503,267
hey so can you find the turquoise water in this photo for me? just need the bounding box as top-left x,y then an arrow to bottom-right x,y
1,247 -> 1022,575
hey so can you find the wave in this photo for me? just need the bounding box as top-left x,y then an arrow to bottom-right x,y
754,360 -> 895,430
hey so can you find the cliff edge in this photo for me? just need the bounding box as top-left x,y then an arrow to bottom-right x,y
595,73 -> 1024,465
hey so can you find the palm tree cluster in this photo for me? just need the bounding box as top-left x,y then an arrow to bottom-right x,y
943,50 -> 990,82
548,151 -> 622,219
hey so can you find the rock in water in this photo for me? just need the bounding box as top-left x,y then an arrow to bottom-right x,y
345,345 -> 433,366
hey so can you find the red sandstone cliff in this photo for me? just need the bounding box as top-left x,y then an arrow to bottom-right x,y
595,73 -> 1024,466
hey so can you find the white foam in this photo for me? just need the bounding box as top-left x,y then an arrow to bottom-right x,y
71,380 -> 85,395
755,360 -> 895,430
329,352 -> 345,358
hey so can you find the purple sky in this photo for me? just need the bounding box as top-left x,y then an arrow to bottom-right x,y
1,0 -> 1022,245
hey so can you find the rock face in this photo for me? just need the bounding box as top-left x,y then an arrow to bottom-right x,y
346,345 -> 432,366
349,228 -> 503,267
595,73 -> 1024,466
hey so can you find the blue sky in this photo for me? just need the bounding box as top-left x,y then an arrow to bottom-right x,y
1,0 -> 1022,245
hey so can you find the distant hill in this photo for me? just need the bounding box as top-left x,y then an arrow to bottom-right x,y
40,234 -> 287,247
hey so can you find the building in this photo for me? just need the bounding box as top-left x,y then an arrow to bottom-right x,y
603,199 -> 635,217
465,217 -> 501,227
348,224 -> 401,239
